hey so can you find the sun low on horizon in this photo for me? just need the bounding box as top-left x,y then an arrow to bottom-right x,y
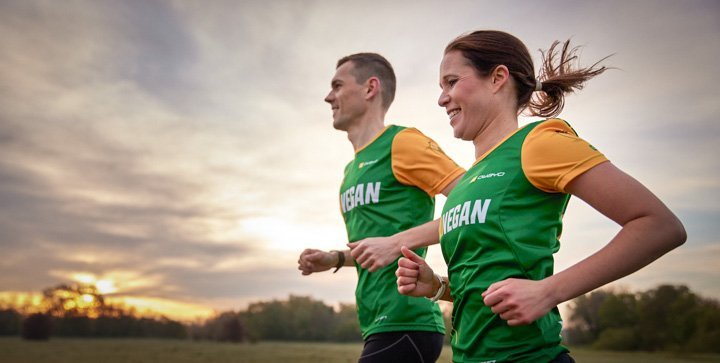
0,270 -> 218,323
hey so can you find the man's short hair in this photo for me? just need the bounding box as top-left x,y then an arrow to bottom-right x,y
337,53 -> 396,110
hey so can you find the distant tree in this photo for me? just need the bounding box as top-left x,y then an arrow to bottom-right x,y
232,295 -> 363,343
565,290 -> 611,345
332,303 -> 362,342
42,283 -> 104,318
597,292 -> 638,330
13,283 -> 187,339
635,285 -> 700,351
0,309 -> 22,335
286,295 -> 336,340
21,313 -> 53,340
592,292 -> 640,350
593,327 -> 637,351
566,284 -> 720,352
220,314 -> 245,342
685,299 -> 720,352
141,317 -> 187,339
54,316 -> 92,337
243,295 -> 337,341
189,311 -> 243,342
244,299 -> 287,340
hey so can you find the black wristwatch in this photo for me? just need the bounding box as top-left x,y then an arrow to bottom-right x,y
332,250 -> 345,273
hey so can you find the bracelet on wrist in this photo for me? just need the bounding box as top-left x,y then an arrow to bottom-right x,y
427,273 -> 447,302
332,250 -> 345,273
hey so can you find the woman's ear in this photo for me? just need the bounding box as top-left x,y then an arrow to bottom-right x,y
490,65 -> 510,92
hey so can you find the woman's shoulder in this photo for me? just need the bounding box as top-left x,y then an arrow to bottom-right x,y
530,118 -> 577,136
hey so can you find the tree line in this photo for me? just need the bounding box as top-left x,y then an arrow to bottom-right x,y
0,284 -> 185,340
0,284 -> 363,342
1,283 -> 718,353
188,295 -> 363,342
564,284 -> 720,352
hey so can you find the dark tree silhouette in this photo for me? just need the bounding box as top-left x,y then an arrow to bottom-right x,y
0,309 -> 22,335
22,313 -> 53,340
567,284 -> 720,352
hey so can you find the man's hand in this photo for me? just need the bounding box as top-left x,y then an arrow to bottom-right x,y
297,249 -> 336,275
347,236 -> 401,272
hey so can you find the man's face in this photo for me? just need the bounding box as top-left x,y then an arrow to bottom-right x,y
324,61 -> 367,131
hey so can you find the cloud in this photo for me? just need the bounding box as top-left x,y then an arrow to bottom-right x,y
0,3 -> 255,301
606,244 -> 720,300
0,0 -> 718,318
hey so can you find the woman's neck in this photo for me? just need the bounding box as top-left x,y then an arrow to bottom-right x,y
472,115 -> 519,159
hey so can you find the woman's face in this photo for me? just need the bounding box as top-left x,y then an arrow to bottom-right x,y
438,50 -> 495,141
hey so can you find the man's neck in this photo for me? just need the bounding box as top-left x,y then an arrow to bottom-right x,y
346,115 -> 386,152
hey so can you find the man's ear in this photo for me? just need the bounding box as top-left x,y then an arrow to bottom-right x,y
365,76 -> 381,101
490,65 -> 510,93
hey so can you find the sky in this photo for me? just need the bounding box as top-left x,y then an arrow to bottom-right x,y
0,0 -> 718,322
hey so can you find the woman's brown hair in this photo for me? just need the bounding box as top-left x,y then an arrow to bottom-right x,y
445,30 -> 610,118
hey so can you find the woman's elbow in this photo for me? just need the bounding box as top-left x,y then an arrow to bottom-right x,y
672,218 -> 687,247
664,213 -> 687,249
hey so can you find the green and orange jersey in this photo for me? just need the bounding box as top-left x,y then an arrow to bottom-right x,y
439,119 -> 607,362
340,124 -> 464,339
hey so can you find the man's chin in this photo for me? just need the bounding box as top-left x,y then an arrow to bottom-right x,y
333,120 -> 348,131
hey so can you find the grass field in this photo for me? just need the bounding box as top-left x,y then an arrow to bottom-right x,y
1,337 -> 719,363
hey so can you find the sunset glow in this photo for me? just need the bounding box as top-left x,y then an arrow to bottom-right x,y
114,296 -> 216,322
96,280 -> 117,295
0,291 -> 215,323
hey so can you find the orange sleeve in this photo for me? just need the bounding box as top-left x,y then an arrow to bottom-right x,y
522,119 -> 609,193
392,128 -> 465,196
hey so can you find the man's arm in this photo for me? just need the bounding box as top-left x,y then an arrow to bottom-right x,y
348,174 -> 463,272
348,219 -> 439,272
298,248 -> 354,275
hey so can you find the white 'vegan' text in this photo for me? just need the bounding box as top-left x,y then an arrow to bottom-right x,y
442,199 -> 492,234
341,182 -> 381,213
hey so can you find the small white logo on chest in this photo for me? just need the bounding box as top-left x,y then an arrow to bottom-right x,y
358,159 -> 379,169
470,171 -> 506,183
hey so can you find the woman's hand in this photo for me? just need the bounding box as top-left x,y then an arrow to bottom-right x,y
482,278 -> 557,326
396,246 -> 436,298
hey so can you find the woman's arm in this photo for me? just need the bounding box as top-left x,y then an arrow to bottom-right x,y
482,161 -> 686,326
